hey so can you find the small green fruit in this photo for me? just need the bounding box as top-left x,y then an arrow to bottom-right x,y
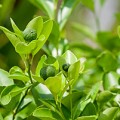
40,65 -> 56,80
62,63 -> 70,72
23,28 -> 37,42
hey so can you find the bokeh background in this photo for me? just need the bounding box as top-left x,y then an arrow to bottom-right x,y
0,0 -> 120,72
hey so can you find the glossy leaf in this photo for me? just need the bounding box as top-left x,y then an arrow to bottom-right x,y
73,98 -> 91,119
103,71 -> 119,90
86,81 -> 101,102
62,91 -> 84,109
10,18 -> 23,41
15,40 -> 36,54
76,115 -> 97,120
9,66 -> 29,82
58,50 -> 77,70
0,85 -> 29,105
98,107 -> 119,120
35,55 -> 47,76
97,91 -> 115,104
33,20 -> 53,56
45,72 -> 65,95
0,26 -> 21,47
68,60 -> 80,80
25,16 -> 43,37
0,69 -> 14,86
97,51 -> 118,72
33,108 -> 59,120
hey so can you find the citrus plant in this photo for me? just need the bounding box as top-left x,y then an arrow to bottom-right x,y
0,0 -> 120,120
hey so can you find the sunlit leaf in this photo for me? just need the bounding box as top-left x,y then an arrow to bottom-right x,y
9,66 -> 29,82
45,72 -> 65,95
68,60 -> 80,80
76,115 -> 97,120
103,71 -> 119,90
15,40 -> 36,54
98,107 -> 119,120
25,16 -> 43,37
35,55 -> 47,76
10,18 -> 24,41
0,69 -> 14,86
0,85 -> 29,105
97,91 -> 116,104
0,26 -> 21,47
33,107 -> 60,120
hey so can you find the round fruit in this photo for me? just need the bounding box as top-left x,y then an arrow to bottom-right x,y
62,63 -> 70,72
40,66 -> 56,80
23,28 -> 37,42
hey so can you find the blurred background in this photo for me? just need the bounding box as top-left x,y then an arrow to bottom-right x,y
0,0 -> 120,73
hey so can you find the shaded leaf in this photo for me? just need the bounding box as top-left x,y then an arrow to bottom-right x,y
96,51 -> 118,72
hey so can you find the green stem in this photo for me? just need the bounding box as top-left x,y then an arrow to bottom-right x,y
57,103 -> 66,120
12,88 -> 29,120
69,85 -> 73,120
27,61 -> 33,84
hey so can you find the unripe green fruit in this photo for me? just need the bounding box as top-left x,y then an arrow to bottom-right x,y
40,66 -> 56,80
62,63 -> 70,72
23,28 -> 37,42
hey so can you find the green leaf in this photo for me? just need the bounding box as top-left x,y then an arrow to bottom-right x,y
59,0 -> 81,30
73,98 -> 91,119
96,51 -> 118,72
25,16 -> 43,38
97,91 -> 115,104
0,85 -> 29,105
60,50 -> 77,66
35,55 -> 47,76
72,22 -> 96,41
98,107 -> 119,120
29,0 -> 54,19
32,35 -> 45,56
68,60 -> 80,80
62,91 -> 84,109
9,66 -> 29,82
0,26 -> 21,47
41,20 -> 53,40
81,102 -> 96,116
81,0 -> 94,11
117,26 -> 120,38
76,115 -> 97,120
0,113 -> 3,120
15,40 -> 36,54
33,20 -> 53,56
103,71 -> 119,90
45,73 -> 65,95
48,21 -> 60,46
10,18 -> 24,41
0,69 -> 14,86
33,108 -> 59,120
86,81 -> 101,102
